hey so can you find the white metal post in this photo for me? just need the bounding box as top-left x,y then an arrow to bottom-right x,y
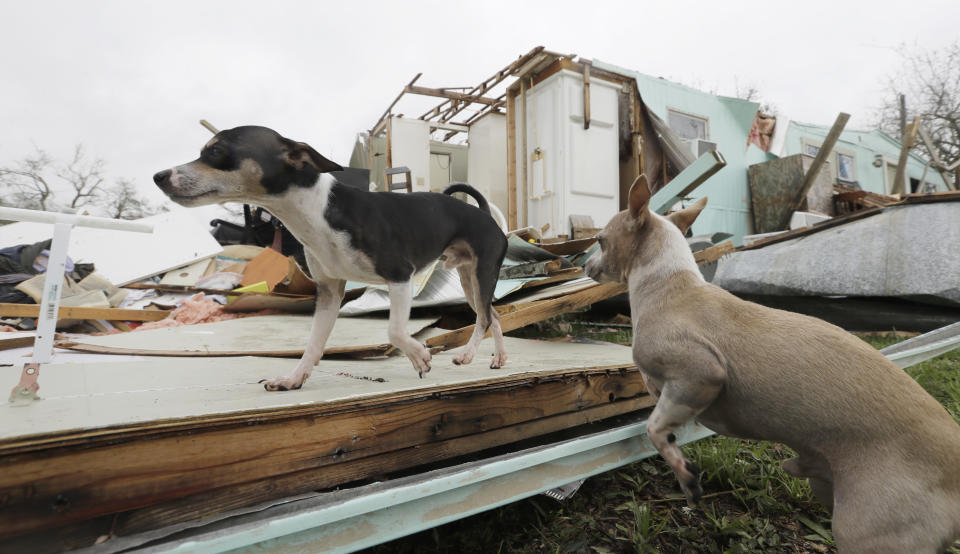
2,207 -> 153,405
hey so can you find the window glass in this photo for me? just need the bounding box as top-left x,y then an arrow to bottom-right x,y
837,153 -> 855,181
667,110 -> 708,140
804,143 -> 820,157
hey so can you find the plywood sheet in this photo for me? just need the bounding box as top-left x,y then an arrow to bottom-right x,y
0,337 -> 633,441
58,315 -> 437,356
0,210 -> 223,286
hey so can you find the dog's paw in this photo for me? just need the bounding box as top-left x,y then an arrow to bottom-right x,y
489,351 -> 507,369
680,460 -> 703,504
452,350 -> 474,366
259,376 -> 304,392
406,346 -> 432,377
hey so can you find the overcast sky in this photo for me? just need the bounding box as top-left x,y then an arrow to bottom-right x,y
2,0 -> 957,209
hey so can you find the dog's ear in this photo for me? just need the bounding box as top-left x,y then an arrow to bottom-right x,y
666,196 -> 708,234
628,174 -> 652,219
283,140 -> 344,173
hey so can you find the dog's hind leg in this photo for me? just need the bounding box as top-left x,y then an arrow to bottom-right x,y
387,280 -> 432,376
645,369 -> 724,504
782,450 -> 833,510
453,263 -> 507,368
262,276 -> 345,391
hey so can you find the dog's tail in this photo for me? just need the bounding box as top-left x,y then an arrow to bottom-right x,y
443,182 -> 490,214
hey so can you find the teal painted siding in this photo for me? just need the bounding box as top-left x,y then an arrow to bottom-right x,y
594,60 -> 769,243
783,122 -> 947,195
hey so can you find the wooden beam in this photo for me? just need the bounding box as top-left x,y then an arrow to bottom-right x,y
506,89 -> 518,230
199,120 -> 219,135
520,77 -> 529,228
0,303 -> 169,322
791,112 -> 850,212
404,85 -> 499,105
0,364 -> 644,540
694,241 -> 734,265
434,46 -> 547,124
426,282 -> 627,353
893,116 -> 921,195
916,123 -> 955,191
14,393 -> 655,550
582,61 -> 591,130
739,206 -> 884,251
370,73 -> 421,135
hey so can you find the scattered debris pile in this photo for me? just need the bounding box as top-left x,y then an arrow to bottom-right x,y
0,209 -> 619,358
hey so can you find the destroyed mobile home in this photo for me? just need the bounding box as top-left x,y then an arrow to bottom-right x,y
1,46 -> 959,552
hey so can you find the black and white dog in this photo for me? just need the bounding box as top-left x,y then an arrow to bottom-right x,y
153,126 -> 508,391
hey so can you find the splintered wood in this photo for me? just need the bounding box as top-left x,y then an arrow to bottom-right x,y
0,338 -> 650,549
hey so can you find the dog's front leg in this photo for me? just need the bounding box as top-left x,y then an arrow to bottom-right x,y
261,277 -> 345,391
387,280 -> 432,376
645,370 -> 724,505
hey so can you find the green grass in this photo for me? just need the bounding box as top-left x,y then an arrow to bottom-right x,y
366,323 -> 960,553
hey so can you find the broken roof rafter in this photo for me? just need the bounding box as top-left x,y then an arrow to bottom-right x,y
371,46 -> 566,140
424,46 -> 553,125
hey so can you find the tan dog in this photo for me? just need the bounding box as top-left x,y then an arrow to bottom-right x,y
584,175 -> 960,553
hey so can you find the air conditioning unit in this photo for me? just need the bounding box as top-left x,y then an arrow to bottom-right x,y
696,139 -> 718,157
680,138 -> 718,159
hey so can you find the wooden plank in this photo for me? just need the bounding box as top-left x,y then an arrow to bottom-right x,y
0,365 -> 644,539
506,88 -> 518,230
7,393 -> 654,551
404,85 -> 499,106
738,206 -> 884,251
370,73 -> 421,136
791,112 -> 849,213
917,124 -> 956,190
582,60 -> 591,130
520,77 -> 529,228
0,332 -> 35,351
123,282 -> 310,298
694,241 -> 734,265
893,116 -> 921,195
901,190 -> 960,203
518,267 -> 584,289
0,303 -> 169,322
426,282 -> 626,352
113,394 -> 655,539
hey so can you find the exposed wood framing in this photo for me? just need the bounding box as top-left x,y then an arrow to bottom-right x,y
506,88 -> 518,230
791,112 -> 849,212
404,85 -> 500,106
0,363 -> 648,543
370,73 -> 422,137
422,46 -> 548,125
520,77 -> 529,229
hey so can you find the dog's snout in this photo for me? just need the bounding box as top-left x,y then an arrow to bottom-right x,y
153,169 -> 172,188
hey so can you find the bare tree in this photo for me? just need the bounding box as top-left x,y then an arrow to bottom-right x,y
100,178 -> 167,220
0,148 -> 55,210
1,144 -> 168,218
57,144 -> 106,209
876,41 -> 960,189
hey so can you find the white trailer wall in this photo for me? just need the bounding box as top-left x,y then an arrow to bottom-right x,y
389,117 -> 431,192
515,70 -> 621,236
466,113 -> 508,216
